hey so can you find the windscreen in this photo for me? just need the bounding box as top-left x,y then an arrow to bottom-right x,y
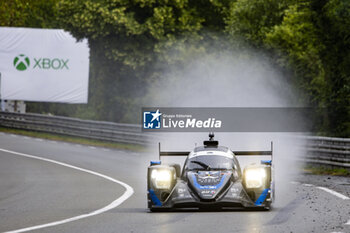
185,155 -> 234,170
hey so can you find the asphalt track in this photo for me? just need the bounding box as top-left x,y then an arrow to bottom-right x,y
0,132 -> 349,233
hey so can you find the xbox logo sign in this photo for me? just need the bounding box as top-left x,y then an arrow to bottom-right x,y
13,54 -> 70,71
13,54 -> 30,71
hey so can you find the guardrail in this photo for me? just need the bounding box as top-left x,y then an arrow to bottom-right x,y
0,111 -> 349,169
303,136 -> 350,169
0,111 -> 154,145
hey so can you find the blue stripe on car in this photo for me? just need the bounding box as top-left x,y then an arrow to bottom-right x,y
192,174 -> 227,189
149,189 -> 162,206
150,161 -> 161,166
255,188 -> 270,206
260,160 -> 272,165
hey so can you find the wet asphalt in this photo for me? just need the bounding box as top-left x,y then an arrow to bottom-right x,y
0,132 -> 349,233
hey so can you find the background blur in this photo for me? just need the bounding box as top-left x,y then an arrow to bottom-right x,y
1,0 -> 348,137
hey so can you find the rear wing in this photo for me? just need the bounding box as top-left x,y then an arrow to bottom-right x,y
233,142 -> 273,156
158,143 -> 189,160
157,142 -> 273,161
233,142 -> 273,165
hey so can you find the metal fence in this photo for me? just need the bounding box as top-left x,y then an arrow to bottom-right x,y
0,111 -> 152,145
303,136 -> 350,169
0,111 -> 349,169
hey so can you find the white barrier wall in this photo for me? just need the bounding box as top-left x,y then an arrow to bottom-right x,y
0,27 -> 89,103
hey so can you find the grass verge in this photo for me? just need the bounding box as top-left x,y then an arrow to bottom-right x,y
304,165 -> 350,176
0,127 -> 147,152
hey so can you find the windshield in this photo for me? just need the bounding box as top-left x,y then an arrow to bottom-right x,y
185,155 -> 234,170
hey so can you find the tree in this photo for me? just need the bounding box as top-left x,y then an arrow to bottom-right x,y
55,0 -> 230,122
225,0 -> 294,47
225,0 -> 349,136
318,0 -> 350,136
0,0 -> 58,28
264,2 -> 326,104
1,0 -> 347,136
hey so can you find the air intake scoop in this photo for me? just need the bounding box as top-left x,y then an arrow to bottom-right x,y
203,132 -> 218,147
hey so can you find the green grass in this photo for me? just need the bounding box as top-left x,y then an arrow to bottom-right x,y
304,165 -> 350,176
0,127 -> 147,152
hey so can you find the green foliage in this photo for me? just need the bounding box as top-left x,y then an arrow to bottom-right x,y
225,0 -> 349,136
1,0 -> 348,136
319,0 -> 350,136
53,0 -> 230,122
0,0 -> 58,28
56,0 -> 204,66
304,165 -> 350,176
264,3 -> 326,104
226,0 -> 293,47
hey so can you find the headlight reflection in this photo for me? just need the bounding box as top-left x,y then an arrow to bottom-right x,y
151,169 -> 173,189
244,168 -> 266,188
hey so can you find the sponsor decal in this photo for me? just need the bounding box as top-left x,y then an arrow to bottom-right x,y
201,190 -> 216,197
13,54 -> 69,71
13,54 -> 30,71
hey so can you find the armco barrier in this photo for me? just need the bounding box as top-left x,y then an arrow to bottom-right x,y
302,136 -> 350,169
0,112 -> 349,169
0,111 -> 153,145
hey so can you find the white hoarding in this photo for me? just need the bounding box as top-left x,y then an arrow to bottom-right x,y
0,27 -> 89,103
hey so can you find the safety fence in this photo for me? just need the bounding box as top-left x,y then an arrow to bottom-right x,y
0,111 -> 349,169
303,136 -> 350,169
0,111 -> 152,145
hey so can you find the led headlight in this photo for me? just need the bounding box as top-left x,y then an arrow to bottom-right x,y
244,168 -> 267,188
151,169 -> 173,189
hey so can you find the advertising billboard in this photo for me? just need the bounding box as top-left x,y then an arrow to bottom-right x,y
0,27 -> 89,103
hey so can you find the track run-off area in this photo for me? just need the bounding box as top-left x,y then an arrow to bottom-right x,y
0,132 -> 349,233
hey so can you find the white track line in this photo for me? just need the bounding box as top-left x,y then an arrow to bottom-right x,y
316,186 -> 349,200
346,219 -> 350,225
0,148 -> 134,233
291,181 -> 349,200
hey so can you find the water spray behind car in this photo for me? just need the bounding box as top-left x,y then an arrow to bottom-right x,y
146,38 -> 308,208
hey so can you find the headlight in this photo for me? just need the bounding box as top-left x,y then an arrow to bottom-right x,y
151,169 -> 173,189
244,168 -> 266,188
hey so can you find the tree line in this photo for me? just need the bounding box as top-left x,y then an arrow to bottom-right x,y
1,0 -> 349,137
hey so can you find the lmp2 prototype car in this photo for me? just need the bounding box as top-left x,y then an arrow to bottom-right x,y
147,133 -> 274,211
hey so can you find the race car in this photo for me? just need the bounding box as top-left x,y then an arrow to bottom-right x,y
147,133 -> 274,211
